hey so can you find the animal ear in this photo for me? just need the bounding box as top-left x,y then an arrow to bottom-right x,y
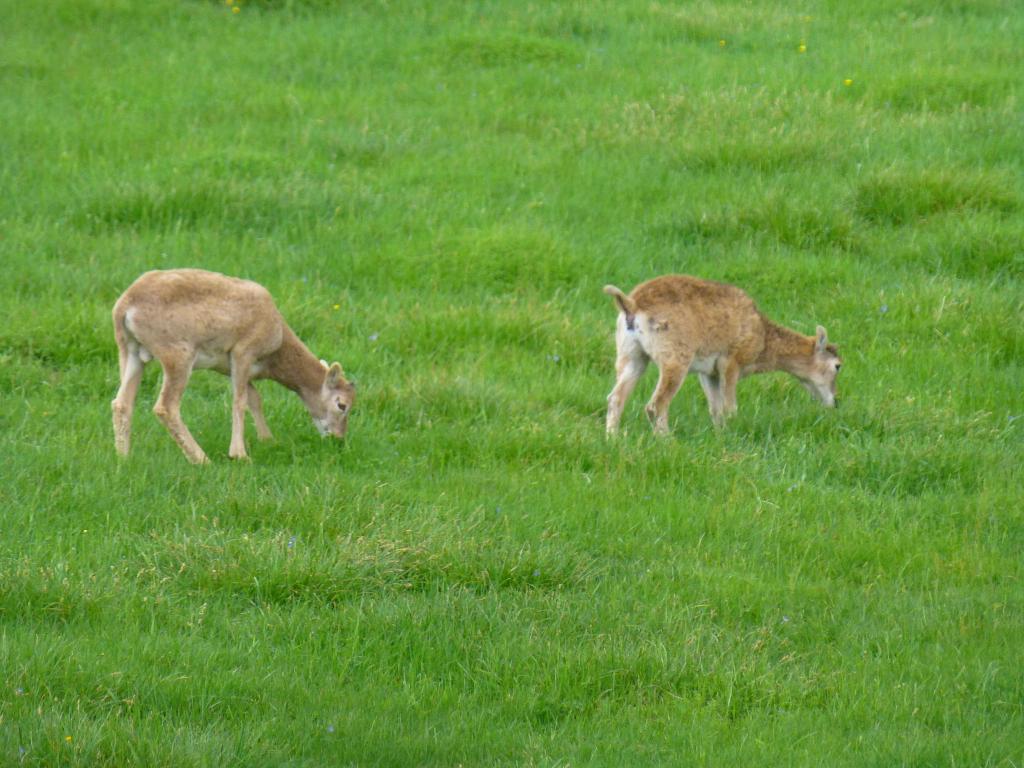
815,325 -> 828,353
320,359 -> 328,369
326,362 -> 344,387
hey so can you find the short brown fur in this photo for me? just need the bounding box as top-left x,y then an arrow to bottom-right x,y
604,275 -> 841,435
112,269 -> 355,464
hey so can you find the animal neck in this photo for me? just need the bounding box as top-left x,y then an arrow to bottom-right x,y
748,320 -> 816,377
263,325 -> 325,405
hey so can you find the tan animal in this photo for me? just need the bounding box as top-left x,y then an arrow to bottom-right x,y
111,269 -> 355,464
603,275 -> 841,435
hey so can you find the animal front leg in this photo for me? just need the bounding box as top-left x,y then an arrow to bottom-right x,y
228,355 -> 254,460
719,358 -> 741,418
698,372 -> 725,428
247,383 -> 273,441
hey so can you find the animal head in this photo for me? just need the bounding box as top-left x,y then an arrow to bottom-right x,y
799,326 -> 842,408
310,361 -> 356,439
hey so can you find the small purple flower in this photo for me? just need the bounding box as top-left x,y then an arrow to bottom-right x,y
15,687 -> 24,696
326,725 -> 335,734
368,332 -> 379,342
880,304 -> 889,314
288,536 -> 297,548
781,615 -> 790,624
532,569 -> 541,578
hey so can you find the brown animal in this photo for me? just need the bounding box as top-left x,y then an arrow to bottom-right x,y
111,269 -> 355,464
603,275 -> 841,435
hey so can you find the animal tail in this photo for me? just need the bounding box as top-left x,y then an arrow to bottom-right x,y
603,285 -> 637,316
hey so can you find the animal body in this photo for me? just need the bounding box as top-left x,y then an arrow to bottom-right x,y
603,275 -> 841,435
111,269 -> 355,463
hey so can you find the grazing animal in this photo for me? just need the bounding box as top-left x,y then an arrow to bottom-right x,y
111,268 -> 355,464
603,275 -> 841,435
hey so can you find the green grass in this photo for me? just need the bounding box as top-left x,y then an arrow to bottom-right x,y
1,0 -> 1022,765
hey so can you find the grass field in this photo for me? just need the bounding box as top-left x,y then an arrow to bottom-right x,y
2,0 -> 1023,764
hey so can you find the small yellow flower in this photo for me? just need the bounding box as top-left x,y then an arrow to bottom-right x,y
232,5 -> 240,11
798,43 -> 807,53
718,39 -> 726,47
65,736 -> 73,743
332,304 -> 340,310
843,78 -> 853,86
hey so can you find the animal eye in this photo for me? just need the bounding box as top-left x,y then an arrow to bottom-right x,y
337,402 -> 348,413
834,363 -> 842,372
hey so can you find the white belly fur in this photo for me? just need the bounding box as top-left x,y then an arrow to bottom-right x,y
193,350 -> 266,377
689,355 -> 718,375
193,349 -> 231,371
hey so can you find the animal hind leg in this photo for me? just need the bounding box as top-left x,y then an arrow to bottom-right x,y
153,350 -> 207,464
606,355 -> 649,434
644,357 -> 689,435
112,348 -> 145,456
606,327 -> 649,434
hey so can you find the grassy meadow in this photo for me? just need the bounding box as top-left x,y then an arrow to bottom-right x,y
1,0 -> 1023,764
